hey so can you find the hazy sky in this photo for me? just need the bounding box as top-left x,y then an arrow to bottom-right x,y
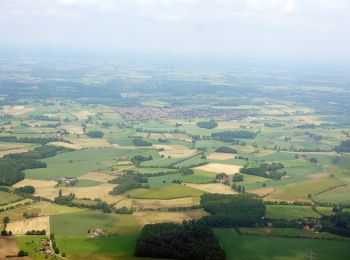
1,0 -> 350,64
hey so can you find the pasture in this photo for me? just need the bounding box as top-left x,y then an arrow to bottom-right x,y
266,205 -> 321,220
214,228 -> 350,260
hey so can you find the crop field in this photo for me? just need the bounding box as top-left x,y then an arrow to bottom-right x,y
24,148 -> 153,180
0,237 -> 20,258
78,172 -> 115,182
116,197 -> 200,209
207,152 -> 236,160
184,183 -> 237,194
313,186 -> 350,204
266,205 -> 321,220
193,163 -> 242,175
126,184 -> 204,199
13,179 -> 58,199
6,216 -> 50,234
61,183 -> 117,202
269,177 -> 342,200
134,209 -> 208,225
214,228 -> 350,260
50,211 -> 119,236
56,234 -> 141,260
0,191 -> 22,205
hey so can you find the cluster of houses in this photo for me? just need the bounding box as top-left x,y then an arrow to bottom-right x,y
88,228 -> 105,238
40,238 -> 52,255
53,176 -> 77,185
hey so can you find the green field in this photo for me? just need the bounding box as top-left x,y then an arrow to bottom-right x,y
126,184 -> 204,199
14,236 -> 50,260
0,191 -> 22,205
272,177 -> 342,199
24,148 -> 156,180
213,228 -> 350,260
56,234 -> 140,259
50,210 -> 119,236
266,205 -> 321,220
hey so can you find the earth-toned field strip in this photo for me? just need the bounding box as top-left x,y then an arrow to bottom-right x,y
116,197 -> 200,209
193,163 -> 242,175
133,209 -> 208,225
0,237 -> 20,258
184,183 -> 237,194
6,216 -> 50,234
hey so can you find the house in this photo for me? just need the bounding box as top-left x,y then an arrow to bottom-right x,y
89,228 -> 104,238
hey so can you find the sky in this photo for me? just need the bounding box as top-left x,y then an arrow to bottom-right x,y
0,0 -> 350,65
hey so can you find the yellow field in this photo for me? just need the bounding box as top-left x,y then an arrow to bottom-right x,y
248,187 -> 275,197
153,144 -> 189,150
62,125 -> 85,135
73,110 -> 95,120
308,172 -> 330,179
73,138 -> 113,148
6,216 -> 50,234
163,133 -> 192,142
49,141 -> 81,149
13,179 -> 58,200
116,197 -> 200,209
61,183 -> 120,203
217,121 -> 240,129
207,152 -> 236,160
0,237 -> 19,258
133,209 -> 208,225
184,183 -> 237,194
78,172 -> 115,182
2,105 -> 34,115
0,147 -> 30,158
159,149 -> 197,158
194,163 -> 242,175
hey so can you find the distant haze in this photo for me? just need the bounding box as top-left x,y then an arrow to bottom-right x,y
1,0 -> 350,66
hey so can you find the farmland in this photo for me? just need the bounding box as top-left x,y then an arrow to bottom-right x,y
0,59 -> 350,260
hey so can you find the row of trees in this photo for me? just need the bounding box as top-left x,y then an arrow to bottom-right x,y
240,162 -> 286,180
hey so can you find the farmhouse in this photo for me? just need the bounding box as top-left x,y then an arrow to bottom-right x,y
89,228 -> 105,238
54,176 -> 77,185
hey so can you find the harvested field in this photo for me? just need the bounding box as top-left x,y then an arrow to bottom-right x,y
78,172 -> 115,182
184,183 -> 237,194
2,105 -> 34,115
265,194 -> 310,203
62,125 -> 85,135
49,141 -> 81,149
153,144 -> 189,150
0,147 -> 30,158
248,187 -> 275,197
116,197 -> 200,209
6,216 -> 50,234
74,110 -> 95,120
61,183 -> 120,203
13,179 -> 58,200
159,149 -> 197,158
308,173 -> 330,179
133,209 -> 208,225
71,138 -> 112,148
193,163 -> 242,175
217,121 -> 240,129
0,237 -> 19,258
149,133 -> 166,140
207,152 -> 236,160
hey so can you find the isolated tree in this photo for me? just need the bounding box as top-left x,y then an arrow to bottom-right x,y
3,216 -> 9,225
